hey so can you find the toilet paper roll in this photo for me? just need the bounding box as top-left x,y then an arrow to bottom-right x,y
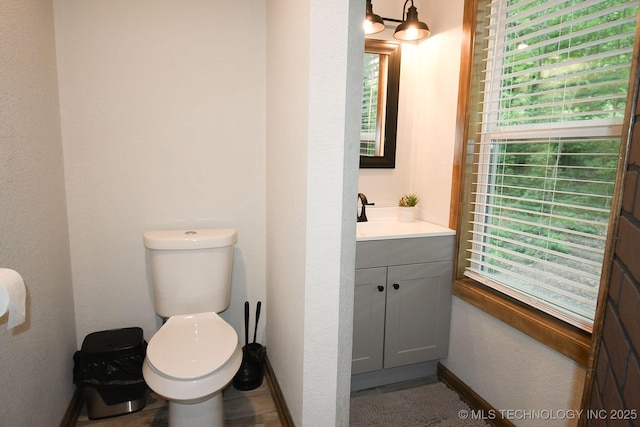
0,268 -> 26,330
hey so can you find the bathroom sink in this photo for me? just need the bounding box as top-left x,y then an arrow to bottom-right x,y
356,218 -> 454,241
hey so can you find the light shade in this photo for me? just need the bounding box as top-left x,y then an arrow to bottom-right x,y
393,3 -> 430,41
364,0 -> 385,35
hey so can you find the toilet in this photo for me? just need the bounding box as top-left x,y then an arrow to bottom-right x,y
142,228 -> 243,427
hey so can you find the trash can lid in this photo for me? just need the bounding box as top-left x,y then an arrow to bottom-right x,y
82,327 -> 145,357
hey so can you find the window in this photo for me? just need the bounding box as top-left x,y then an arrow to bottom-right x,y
457,0 -> 639,333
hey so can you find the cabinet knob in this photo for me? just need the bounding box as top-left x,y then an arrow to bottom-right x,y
393,283 -> 400,290
377,285 -> 384,292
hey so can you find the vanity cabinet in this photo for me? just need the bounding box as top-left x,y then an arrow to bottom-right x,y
352,236 -> 454,376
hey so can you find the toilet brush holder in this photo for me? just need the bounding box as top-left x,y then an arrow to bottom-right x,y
232,344 -> 265,391
246,343 -> 265,371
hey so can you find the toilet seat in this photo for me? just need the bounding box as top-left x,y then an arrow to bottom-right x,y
146,312 -> 238,380
143,312 -> 242,402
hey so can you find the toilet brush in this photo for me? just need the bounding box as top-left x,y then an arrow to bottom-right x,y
244,301 -> 249,347
253,301 -> 261,344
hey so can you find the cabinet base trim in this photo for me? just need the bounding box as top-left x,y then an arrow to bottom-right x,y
351,360 -> 439,392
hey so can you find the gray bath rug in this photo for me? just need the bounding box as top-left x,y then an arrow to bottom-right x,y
349,381 -> 489,427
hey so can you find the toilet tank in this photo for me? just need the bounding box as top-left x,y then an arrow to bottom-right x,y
143,228 -> 237,318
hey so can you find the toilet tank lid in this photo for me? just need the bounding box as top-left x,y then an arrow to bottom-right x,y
143,228 -> 237,250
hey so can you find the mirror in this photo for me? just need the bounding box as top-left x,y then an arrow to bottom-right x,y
360,39 -> 401,168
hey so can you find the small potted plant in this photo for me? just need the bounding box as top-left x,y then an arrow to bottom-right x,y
398,193 -> 419,222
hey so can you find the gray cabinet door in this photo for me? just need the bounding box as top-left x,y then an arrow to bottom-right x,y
384,262 -> 453,369
352,267 -> 387,375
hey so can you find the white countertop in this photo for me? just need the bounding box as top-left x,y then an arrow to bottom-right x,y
356,207 -> 455,241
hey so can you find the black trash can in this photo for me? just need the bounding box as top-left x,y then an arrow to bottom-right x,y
73,327 -> 148,420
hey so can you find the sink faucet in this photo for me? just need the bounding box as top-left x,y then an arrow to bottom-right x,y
357,193 -> 375,222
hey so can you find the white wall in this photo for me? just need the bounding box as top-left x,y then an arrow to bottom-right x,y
0,1 -> 77,425
266,0 -> 361,425
304,1 -> 361,424
53,0 -> 267,344
409,0 -> 463,227
445,299 -> 586,427
265,1 -> 310,422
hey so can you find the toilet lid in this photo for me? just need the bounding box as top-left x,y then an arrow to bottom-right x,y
147,312 -> 239,380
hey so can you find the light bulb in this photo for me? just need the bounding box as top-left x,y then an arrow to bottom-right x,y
405,27 -> 419,40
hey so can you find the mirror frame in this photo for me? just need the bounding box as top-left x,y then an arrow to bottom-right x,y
360,39 -> 401,169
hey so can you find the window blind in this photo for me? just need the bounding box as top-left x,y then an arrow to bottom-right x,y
465,0 -> 638,330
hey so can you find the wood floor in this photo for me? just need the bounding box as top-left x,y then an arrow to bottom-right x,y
75,380 -> 282,427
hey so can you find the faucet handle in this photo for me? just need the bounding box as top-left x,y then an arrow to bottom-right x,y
357,193 -> 375,206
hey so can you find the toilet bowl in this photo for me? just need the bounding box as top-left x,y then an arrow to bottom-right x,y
142,312 -> 242,427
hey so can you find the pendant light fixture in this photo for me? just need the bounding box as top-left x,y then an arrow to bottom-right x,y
363,0 -> 430,42
393,0 -> 430,41
364,0 -> 385,35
